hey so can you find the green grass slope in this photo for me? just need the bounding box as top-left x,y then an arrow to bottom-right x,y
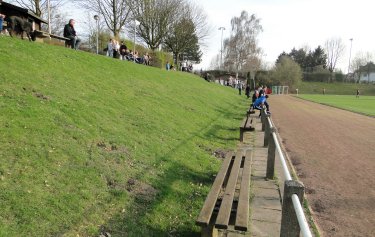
0,37 -> 248,236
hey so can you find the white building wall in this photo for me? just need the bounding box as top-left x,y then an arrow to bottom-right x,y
359,72 -> 375,83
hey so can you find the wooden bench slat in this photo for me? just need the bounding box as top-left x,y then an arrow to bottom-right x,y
196,152 -> 234,226
235,149 -> 252,231
215,150 -> 243,229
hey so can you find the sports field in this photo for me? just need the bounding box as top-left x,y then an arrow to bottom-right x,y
297,95 -> 375,117
269,96 -> 375,237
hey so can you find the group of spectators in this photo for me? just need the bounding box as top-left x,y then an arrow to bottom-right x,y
1,15 -> 153,67
165,60 -> 193,72
250,86 -> 271,116
105,38 -> 151,65
63,19 -> 151,65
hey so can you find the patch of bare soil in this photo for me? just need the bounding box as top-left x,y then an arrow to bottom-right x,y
97,141 -> 130,155
269,96 -> 375,237
34,92 -> 50,100
126,178 -> 158,203
198,144 -> 230,159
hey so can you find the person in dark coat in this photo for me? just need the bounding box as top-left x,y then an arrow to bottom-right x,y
119,41 -> 128,60
245,84 -> 251,98
63,19 -> 81,50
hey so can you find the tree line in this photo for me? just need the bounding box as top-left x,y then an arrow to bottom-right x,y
209,13 -> 374,89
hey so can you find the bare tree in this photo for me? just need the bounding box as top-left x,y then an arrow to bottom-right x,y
128,0 -> 182,51
77,0 -> 131,39
185,1 -> 210,48
242,54 -> 262,87
9,0 -> 64,17
325,37 -> 345,73
223,11 -> 262,77
209,54 -> 220,70
42,4 -> 67,35
163,1 -> 209,67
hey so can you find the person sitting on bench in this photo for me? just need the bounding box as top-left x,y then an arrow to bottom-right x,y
252,94 -> 270,116
63,19 -> 81,50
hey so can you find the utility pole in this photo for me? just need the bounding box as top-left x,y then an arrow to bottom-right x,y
47,0 -> 51,35
348,38 -> 353,79
94,15 -> 99,54
133,18 -> 138,63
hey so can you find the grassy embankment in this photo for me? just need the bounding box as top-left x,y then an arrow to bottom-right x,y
0,37 -> 248,236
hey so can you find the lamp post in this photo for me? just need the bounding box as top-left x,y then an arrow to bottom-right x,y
133,18 -> 139,63
94,15 -> 99,54
218,27 -> 225,70
348,38 -> 353,75
47,0 -> 51,35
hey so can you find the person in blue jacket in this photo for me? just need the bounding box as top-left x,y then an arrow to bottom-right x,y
252,94 -> 270,116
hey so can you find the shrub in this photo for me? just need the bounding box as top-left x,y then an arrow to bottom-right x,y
270,56 -> 302,90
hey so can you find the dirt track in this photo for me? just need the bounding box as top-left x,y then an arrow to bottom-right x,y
269,96 -> 375,237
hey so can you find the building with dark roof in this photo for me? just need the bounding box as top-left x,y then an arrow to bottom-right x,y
0,1 -> 48,31
357,62 -> 375,83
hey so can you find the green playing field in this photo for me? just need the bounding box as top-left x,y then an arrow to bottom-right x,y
298,95 -> 375,116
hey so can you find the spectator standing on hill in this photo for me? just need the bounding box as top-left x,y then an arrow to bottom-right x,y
181,60 -> 187,71
0,13 -> 5,35
356,89 -> 360,98
63,19 -> 81,50
166,61 -> 170,70
119,41 -> 128,60
106,39 -> 113,57
245,84 -> 250,98
143,52 -> 150,65
113,39 -> 120,58
323,88 -> 326,95
238,83 -> 242,95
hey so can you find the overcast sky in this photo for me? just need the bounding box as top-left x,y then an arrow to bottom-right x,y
193,0 -> 374,72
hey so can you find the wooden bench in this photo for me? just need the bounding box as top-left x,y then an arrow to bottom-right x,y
196,150 -> 252,236
247,104 -> 255,116
239,115 -> 255,142
34,30 -> 50,38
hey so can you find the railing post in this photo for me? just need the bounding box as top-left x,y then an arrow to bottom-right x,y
260,108 -> 266,131
263,116 -> 271,147
280,180 -> 305,237
266,128 -> 276,179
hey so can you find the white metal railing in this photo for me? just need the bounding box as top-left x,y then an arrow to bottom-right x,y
265,115 -> 313,237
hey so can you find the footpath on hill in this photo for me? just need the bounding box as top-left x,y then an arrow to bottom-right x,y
269,95 -> 375,237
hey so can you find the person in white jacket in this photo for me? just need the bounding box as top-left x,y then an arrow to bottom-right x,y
106,39 -> 113,57
112,39 -> 120,58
